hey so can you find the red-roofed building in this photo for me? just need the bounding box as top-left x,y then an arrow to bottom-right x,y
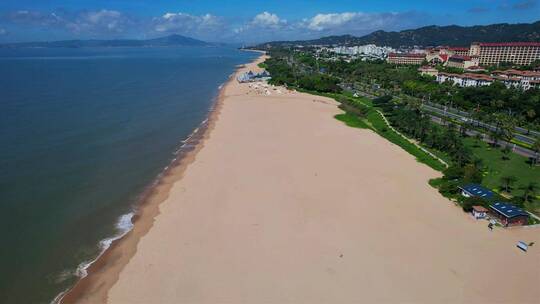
491,69 -> 540,90
446,55 -> 480,69
436,72 -> 493,87
435,69 -> 539,90
418,66 -> 438,77
448,47 -> 470,56
387,53 -> 425,65
469,42 -> 540,66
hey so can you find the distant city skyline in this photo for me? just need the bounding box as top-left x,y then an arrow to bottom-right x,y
0,0 -> 539,43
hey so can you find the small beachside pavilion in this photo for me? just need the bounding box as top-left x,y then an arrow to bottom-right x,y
472,205 -> 489,219
458,184 -> 494,199
489,202 -> 529,226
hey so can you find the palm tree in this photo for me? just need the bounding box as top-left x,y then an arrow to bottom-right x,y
490,113 -> 516,147
472,158 -> 484,171
532,139 -> 540,166
459,123 -> 468,137
501,145 -> 512,160
452,144 -> 471,167
474,133 -> 483,147
489,128 -> 502,147
520,182 -> 539,204
500,175 -> 517,193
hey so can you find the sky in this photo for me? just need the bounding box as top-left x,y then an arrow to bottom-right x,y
0,0 -> 538,43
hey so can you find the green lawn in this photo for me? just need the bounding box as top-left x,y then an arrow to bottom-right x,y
334,113 -> 369,129
463,137 -> 540,213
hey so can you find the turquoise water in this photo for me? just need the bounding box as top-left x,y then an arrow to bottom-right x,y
0,46 -> 257,303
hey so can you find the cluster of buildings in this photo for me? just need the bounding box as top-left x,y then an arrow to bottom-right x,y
422,68 -> 540,90
459,184 -> 530,227
388,42 -> 540,68
327,44 -> 395,60
237,70 -> 271,83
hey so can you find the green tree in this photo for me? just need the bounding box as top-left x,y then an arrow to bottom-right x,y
462,196 -> 488,212
532,139 -> 540,166
520,182 -> 538,204
474,133 -> 483,147
494,113 -> 516,143
500,175 -> 517,193
451,144 -> 472,167
462,161 -> 483,184
501,145 -> 512,160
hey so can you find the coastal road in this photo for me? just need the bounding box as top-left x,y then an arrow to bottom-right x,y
353,88 -> 540,141
429,115 -> 538,159
422,102 -> 539,144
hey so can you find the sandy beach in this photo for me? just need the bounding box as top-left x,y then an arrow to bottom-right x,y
65,54 -> 539,304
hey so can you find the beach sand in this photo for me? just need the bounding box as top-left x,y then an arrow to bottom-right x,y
65,55 -> 539,304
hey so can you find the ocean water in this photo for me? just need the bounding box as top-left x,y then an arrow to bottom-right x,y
0,46 -> 257,303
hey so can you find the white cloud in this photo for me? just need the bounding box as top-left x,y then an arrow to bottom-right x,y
304,12 -> 359,31
251,12 -> 285,28
297,11 -> 430,36
71,10 -> 129,33
233,11 -> 287,37
154,12 -> 223,34
0,9 -> 435,43
4,9 -> 132,35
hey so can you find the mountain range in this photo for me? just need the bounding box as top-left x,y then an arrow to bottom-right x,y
0,34 -> 212,48
255,20 -> 540,48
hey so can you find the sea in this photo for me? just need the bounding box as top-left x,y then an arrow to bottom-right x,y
0,46 -> 258,303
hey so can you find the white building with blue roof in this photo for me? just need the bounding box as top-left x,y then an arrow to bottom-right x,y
458,184 -> 494,199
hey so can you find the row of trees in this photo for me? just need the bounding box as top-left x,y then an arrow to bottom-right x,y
499,176 -> 538,205
388,103 -> 474,167
271,49 -> 540,130
264,51 -> 342,93
375,97 -> 538,209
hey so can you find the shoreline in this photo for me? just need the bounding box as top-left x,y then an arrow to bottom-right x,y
58,54 -> 264,304
59,50 -> 539,303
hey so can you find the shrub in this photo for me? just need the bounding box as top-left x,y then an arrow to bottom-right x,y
461,196 -> 488,212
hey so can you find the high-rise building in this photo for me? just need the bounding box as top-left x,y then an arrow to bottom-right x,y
469,42 -> 540,66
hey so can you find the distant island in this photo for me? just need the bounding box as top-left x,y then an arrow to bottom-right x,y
0,34 -> 213,48
255,20 -> 540,48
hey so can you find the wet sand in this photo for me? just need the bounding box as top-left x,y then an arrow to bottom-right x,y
66,54 -> 539,304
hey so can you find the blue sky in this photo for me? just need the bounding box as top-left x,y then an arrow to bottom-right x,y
0,0 -> 538,43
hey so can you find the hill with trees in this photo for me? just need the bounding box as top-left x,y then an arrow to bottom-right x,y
0,34 -> 211,48
255,21 -> 540,48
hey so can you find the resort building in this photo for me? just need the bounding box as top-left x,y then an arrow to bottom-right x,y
387,53 -> 425,65
437,72 -> 493,87
418,66 -> 439,77
491,69 -> 540,90
448,47 -> 470,56
489,202 -> 529,227
425,46 -> 470,65
472,206 -> 489,220
469,42 -> 540,66
436,69 -> 540,90
458,184 -> 494,199
465,66 -> 487,73
446,55 -> 480,69
426,53 -> 448,65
